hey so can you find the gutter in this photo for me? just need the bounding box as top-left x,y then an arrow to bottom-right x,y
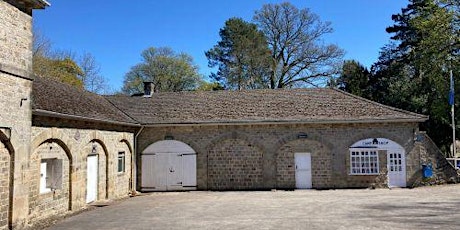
132,126 -> 145,192
33,109 -> 141,127
33,0 -> 50,8
141,117 -> 429,128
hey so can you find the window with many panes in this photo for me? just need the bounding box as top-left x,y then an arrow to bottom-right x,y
118,152 -> 125,173
350,149 -> 379,175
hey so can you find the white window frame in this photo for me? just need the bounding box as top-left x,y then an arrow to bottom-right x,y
118,151 -> 125,173
40,158 -> 63,194
349,149 -> 379,175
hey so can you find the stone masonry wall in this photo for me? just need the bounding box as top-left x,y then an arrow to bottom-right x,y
208,138 -> 264,190
29,123 -> 134,226
0,0 -> 33,76
276,139 -> 332,189
407,133 -> 458,186
138,122 -> 419,190
0,1 -> 35,228
28,142 -> 70,222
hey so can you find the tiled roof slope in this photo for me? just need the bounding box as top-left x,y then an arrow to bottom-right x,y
104,88 -> 428,125
32,76 -> 137,125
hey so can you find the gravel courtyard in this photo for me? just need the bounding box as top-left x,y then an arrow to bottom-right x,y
48,185 -> 460,230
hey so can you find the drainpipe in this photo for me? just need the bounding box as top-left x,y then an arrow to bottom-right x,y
132,126 -> 145,194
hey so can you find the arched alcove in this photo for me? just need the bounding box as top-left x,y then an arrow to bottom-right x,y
141,140 -> 197,191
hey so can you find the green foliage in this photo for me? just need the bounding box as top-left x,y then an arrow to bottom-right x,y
206,18 -> 271,90
122,47 -> 202,94
254,2 -> 344,88
196,81 -> 225,91
364,0 -> 460,150
335,60 -> 371,97
32,28 -> 107,92
33,55 -> 84,89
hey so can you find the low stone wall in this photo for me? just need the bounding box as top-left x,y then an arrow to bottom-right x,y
409,133 -> 458,186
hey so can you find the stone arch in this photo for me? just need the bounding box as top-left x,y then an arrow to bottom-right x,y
30,137 -> 73,216
86,139 -> 109,200
78,130 -> 110,200
139,136 -> 201,156
345,130 -> 410,151
206,131 -> 267,154
142,140 -> 196,154
140,140 -> 198,191
119,139 -> 133,155
118,138 -> 133,194
349,137 -> 407,188
0,130 -> 13,229
273,132 -> 334,155
275,138 -> 331,189
207,135 -> 265,190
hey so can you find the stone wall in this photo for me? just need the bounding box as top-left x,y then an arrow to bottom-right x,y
137,122 -> 420,190
408,133 -> 458,186
28,142 -> 70,222
208,138 -> 264,190
0,2 -> 34,227
0,0 -> 33,77
276,139 -> 332,189
28,123 -> 134,225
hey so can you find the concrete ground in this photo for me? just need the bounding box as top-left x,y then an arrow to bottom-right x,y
47,185 -> 460,230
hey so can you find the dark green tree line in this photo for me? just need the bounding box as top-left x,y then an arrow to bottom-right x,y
335,0 -> 460,150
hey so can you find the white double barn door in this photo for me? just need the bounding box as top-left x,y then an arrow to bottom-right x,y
142,152 -> 196,191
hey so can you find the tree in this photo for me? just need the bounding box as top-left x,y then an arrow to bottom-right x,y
371,0 -> 460,150
206,18 -> 271,90
335,60 -> 371,98
32,27 -> 108,92
78,53 -> 110,94
253,2 -> 344,88
33,54 -> 84,89
196,81 -> 225,91
122,47 -> 202,94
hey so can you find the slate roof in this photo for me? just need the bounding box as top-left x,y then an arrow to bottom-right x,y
104,88 -> 428,125
32,76 -> 137,125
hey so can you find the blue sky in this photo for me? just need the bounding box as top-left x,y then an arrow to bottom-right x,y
33,0 -> 408,92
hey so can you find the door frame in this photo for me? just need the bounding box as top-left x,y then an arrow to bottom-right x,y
350,138 -> 406,188
86,154 -> 98,203
141,140 -> 197,191
387,149 -> 407,188
295,152 -> 312,189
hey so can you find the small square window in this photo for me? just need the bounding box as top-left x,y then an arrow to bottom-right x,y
118,152 -> 125,173
40,158 -> 63,194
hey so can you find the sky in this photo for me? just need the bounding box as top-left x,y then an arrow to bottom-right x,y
33,0 -> 409,92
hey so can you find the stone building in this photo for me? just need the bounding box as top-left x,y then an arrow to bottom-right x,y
105,88 -> 435,191
0,0 -> 48,229
30,76 -> 136,224
0,0 -> 457,229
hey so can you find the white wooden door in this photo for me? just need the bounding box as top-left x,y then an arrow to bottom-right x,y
387,150 -> 406,187
141,154 -> 167,190
167,154 -> 183,189
86,155 -> 98,203
295,153 -> 312,189
182,154 -> 197,187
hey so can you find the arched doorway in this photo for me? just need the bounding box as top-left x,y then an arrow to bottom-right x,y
141,140 -> 197,191
85,141 -> 108,203
350,138 -> 406,188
